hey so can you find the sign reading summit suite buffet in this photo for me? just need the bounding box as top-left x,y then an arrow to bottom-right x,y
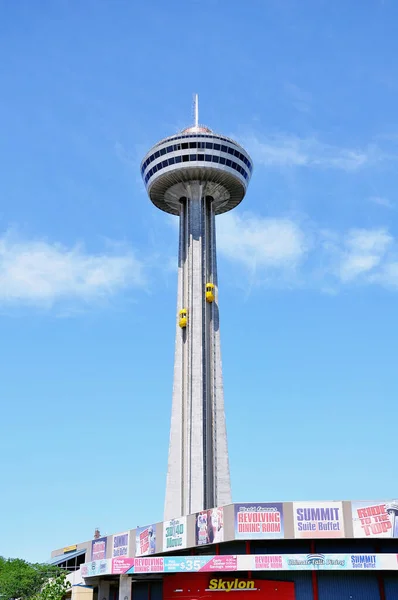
234,503 -> 284,539
112,532 -> 129,558
293,502 -> 345,538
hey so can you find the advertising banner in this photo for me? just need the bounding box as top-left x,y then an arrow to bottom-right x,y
112,558 -> 134,574
126,556 -> 237,574
91,537 -> 107,561
135,524 -> 156,556
112,531 -> 129,557
81,559 -> 111,577
131,557 -> 165,573
196,507 -> 224,545
83,553 -> 398,576
293,502 -> 345,538
163,517 -> 187,552
352,500 -> 398,538
234,503 -> 284,539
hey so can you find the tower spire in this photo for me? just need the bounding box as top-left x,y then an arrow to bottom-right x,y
194,93 -> 199,127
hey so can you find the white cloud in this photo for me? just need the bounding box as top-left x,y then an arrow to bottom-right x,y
242,133 -> 380,171
216,213 -> 398,292
337,228 -> 393,282
0,231 -> 145,308
370,262 -> 398,288
369,196 -> 395,209
217,212 -> 307,270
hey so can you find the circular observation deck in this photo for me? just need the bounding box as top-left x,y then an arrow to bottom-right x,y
141,127 -> 253,215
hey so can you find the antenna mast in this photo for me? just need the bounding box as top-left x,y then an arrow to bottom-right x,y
194,93 -> 199,127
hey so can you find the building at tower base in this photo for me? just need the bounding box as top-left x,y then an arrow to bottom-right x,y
49,498 -> 398,600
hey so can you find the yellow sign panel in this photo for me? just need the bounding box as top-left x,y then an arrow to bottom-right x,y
63,545 -> 77,553
208,580 -> 256,592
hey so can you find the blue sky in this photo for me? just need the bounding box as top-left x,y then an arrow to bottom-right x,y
1,0 -> 398,563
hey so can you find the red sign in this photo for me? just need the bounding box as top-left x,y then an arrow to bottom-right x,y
163,574 -> 295,600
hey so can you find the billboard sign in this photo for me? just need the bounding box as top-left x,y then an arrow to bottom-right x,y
82,553 -> 398,576
234,503 -> 284,539
136,524 -> 157,556
196,507 -> 224,545
352,500 -> 398,538
112,558 -> 134,574
112,531 -> 129,558
91,537 -> 107,561
82,559 -> 111,577
293,502 -> 345,538
163,517 -> 187,552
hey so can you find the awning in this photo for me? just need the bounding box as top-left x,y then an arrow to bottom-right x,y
48,549 -> 86,565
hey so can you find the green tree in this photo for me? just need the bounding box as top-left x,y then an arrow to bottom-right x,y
0,557 -> 61,600
32,572 -> 70,600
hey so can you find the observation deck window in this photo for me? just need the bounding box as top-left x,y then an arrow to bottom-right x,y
142,141 -> 252,175
198,154 -> 204,161
205,155 -> 212,162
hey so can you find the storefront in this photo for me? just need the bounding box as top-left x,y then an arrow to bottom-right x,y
163,574 -> 294,600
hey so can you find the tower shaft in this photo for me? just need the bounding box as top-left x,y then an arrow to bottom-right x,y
164,182 -> 232,520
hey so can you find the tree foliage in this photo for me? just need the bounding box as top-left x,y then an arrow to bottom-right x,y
32,572 -> 70,600
0,557 -> 66,600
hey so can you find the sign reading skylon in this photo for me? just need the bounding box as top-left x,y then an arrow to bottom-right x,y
207,580 -> 256,592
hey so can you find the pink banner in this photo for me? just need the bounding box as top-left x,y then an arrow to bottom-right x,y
112,558 -> 134,574
199,556 -> 237,571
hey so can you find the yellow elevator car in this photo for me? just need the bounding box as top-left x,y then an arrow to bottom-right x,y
179,309 -> 188,328
205,283 -> 215,302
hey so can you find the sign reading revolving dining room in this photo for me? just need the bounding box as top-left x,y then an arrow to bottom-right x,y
234,503 -> 284,539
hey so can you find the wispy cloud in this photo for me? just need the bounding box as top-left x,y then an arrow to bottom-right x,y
242,133 -> 382,171
336,228 -> 393,282
369,195 -> 395,209
217,212 -> 307,270
216,212 -> 398,291
0,231 -> 145,309
284,82 -> 312,113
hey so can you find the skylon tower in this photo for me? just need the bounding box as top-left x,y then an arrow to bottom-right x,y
141,97 -> 252,520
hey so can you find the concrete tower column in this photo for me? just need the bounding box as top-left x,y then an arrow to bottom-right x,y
164,183 -> 231,519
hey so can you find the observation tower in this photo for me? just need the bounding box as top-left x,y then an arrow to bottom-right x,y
141,96 -> 253,520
